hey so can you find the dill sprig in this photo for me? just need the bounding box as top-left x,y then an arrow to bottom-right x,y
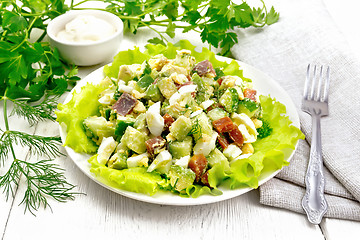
0,130 -> 64,162
0,94 -> 79,214
10,95 -> 59,126
1,159 -> 77,215
188,119 -> 202,142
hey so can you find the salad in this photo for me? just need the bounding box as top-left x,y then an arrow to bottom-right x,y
56,40 -> 304,197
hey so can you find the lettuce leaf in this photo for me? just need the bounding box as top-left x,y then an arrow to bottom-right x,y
88,155 -> 168,195
56,83 -> 105,153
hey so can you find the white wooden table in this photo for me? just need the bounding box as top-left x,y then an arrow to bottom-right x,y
1,1 -> 360,239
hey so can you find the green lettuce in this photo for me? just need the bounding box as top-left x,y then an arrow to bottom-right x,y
89,155 -> 168,195
57,40 -> 304,197
56,83 -> 105,153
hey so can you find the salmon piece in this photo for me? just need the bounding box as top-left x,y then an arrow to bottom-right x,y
188,154 -> 208,182
192,60 -> 216,77
200,170 -> 210,187
243,88 -> 257,101
228,127 -> 244,147
111,93 -> 137,116
145,136 -> 166,157
163,113 -> 175,130
212,117 -> 236,133
217,134 -> 229,150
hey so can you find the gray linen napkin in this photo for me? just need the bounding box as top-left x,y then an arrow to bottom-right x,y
231,0 -> 360,221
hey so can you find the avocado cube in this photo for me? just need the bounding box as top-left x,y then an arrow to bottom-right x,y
107,152 -> 127,170
121,126 -> 147,154
157,77 -> 177,99
169,116 -> 192,141
145,84 -> 163,102
191,112 -> 212,141
83,116 -> 115,143
207,108 -> 228,122
207,148 -> 230,170
219,88 -> 239,113
168,136 -> 193,159
168,165 -> 196,192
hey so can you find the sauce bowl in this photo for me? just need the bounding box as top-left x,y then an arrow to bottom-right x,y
47,10 -> 123,66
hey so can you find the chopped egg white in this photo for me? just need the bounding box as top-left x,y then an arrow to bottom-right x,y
146,101 -> 164,136
169,92 -> 181,106
200,100 -> 214,110
118,84 -> 133,93
169,84 -> 197,107
127,153 -> 149,168
174,155 -> 191,168
97,137 -> 117,165
232,113 -> 258,143
147,150 -> 172,173
238,124 -> 256,143
223,144 -> 242,161
193,132 -> 218,157
190,110 -> 203,118
98,92 -> 114,105
178,84 -> 197,94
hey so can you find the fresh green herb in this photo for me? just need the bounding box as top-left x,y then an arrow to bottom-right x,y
239,98 -> 259,112
228,88 -> 240,112
0,96 -> 79,214
71,0 -> 279,56
0,159 -> 76,214
0,0 -> 80,213
187,119 -> 203,142
137,74 -> 154,89
10,95 -> 59,126
115,119 -> 135,137
141,61 -> 152,77
214,67 -> 225,81
0,1 -> 79,101
257,118 -> 273,139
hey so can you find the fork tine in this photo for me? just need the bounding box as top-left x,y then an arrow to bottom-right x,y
310,65 -> 317,100
323,66 -> 330,102
315,66 -> 324,101
303,64 -> 311,99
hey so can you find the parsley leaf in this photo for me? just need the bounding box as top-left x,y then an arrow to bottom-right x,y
257,118 -> 273,139
239,98 -> 259,112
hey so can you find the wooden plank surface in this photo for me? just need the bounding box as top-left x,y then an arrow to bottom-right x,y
1,119 -> 326,240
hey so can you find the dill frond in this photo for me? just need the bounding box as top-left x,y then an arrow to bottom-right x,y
187,119 -> 202,142
0,159 -> 78,215
5,131 -> 64,159
10,95 -> 59,126
0,161 -> 21,200
0,130 -> 13,166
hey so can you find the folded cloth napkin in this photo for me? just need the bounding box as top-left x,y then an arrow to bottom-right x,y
231,0 -> 360,221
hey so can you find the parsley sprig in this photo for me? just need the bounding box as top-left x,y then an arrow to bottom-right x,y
72,0 -> 279,56
0,0 -> 80,214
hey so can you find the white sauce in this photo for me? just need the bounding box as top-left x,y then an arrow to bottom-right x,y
56,15 -> 115,43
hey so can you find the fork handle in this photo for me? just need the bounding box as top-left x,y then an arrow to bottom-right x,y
302,114 -> 328,224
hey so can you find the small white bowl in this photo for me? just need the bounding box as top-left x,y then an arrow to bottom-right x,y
47,10 -> 123,66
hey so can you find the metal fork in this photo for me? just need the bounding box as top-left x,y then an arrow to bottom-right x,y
301,64 -> 330,225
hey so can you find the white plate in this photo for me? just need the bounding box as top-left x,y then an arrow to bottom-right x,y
59,57 -> 300,206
